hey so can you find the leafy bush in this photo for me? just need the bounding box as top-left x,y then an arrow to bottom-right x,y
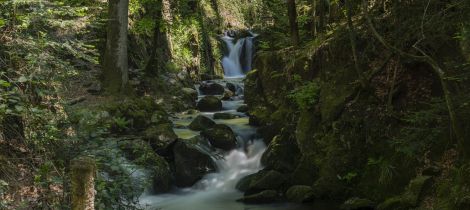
288,80 -> 321,110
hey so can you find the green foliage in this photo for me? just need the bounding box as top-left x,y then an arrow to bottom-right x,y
0,179 -> 8,208
436,164 -> 470,209
288,80 -> 320,110
367,157 -> 396,185
391,98 -> 448,158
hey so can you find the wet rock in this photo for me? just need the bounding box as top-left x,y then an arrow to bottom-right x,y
237,190 -> 280,204
144,123 -> 178,156
290,155 -> 319,186
213,113 -> 239,119
173,140 -> 216,187
197,96 -> 222,112
286,185 -> 315,203
199,82 -> 225,95
247,170 -> 286,193
201,124 -> 237,151
118,139 -> 172,193
236,105 -> 249,113
188,115 -> 216,131
341,197 -> 375,210
182,88 -> 198,102
222,90 -> 234,100
226,82 -> 237,93
236,173 -> 258,192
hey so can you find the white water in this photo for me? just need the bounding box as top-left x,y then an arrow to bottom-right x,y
221,33 -> 255,77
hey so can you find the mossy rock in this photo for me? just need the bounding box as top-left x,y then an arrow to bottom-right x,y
341,197 -> 375,210
247,170 -> 287,193
261,133 -> 300,173
237,190 -> 280,204
201,124 -> 238,151
144,123 -> 178,155
377,176 -> 432,210
290,155 -> 319,186
188,115 -> 216,131
213,112 -> 239,119
173,140 -> 216,187
117,139 -> 172,193
197,96 -> 223,112
236,105 -> 249,113
286,185 -> 315,203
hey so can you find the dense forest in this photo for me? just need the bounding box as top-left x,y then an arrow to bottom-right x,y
1,0 -> 470,209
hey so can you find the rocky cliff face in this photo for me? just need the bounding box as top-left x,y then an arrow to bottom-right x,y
244,20 -> 470,209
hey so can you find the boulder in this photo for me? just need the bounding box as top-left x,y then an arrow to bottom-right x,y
286,185 -> 315,203
181,88 -> 198,102
197,96 -> 222,112
222,90 -> 234,100
173,140 -> 216,187
188,115 -> 216,131
341,197 -> 375,210
236,173 -> 258,192
236,105 -> 249,113
226,82 -> 237,93
118,139 -> 172,193
144,123 -> 178,155
247,170 -> 286,193
199,82 -> 225,95
261,133 -> 300,173
201,124 -> 238,151
237,190 -> 280,204
213,113 -> 239,120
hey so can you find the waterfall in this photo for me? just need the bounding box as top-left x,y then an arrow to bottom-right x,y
221,32 -> 256,77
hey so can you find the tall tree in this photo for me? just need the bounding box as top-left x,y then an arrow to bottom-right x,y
287,0 -> 300,46
103,0 -> 129,94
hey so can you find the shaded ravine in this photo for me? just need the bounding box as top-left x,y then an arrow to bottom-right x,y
139,78 -> 313,210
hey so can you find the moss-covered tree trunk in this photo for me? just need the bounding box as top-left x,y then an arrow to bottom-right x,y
103,0 -> 129,94
287,0 -> 300,46
71,157 -> 96,210
145,0 -> 171,77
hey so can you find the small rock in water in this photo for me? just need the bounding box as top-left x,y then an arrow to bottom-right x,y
222,90 -> 234,101
226,82 -> 237,93
200,73 -> 223,81
237,105 -> 249,113
201,124 -> 237,151
188,115 -> 216,131
213,113 -> 239,119
197,96 -> 222,112
341,197 -> 375,210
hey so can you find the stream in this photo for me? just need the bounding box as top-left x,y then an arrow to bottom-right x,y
139,33 -> 335,210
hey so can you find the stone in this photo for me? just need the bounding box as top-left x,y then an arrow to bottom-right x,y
188,115 -> 216,131
377,176 -> 432,210
222,90 -> 234,100
286,185 -> 315,203
226,82 -> 237,93
213,113 -> 239,120
197,96 -> 222,112
199,82 -> 225,95
248,170 -> 286,192
341,197 -> 375,210
201,124 -> 238,151
181,88 -> 198,102
144,123 -> 178,156
261,133 -> 300,173
173,140 -> 216,187
237,190 -> 280,204
236,105 -> 249,113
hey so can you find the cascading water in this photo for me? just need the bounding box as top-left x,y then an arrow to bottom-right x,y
221,32 -> 256,77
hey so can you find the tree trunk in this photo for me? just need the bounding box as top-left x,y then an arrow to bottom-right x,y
103,0 -> 129,94
345,0 -> 366,87
71,157 -> 96,210
287,0 -> 300,46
